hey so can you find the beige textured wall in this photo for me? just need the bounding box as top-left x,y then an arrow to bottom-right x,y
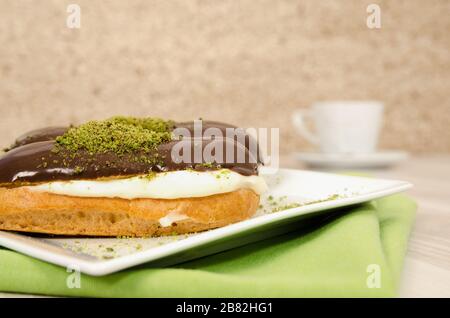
0,0 -> 449,153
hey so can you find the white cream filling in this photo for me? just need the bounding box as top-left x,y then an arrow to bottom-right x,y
26,169 -> 267,200
158,211 -> 189,227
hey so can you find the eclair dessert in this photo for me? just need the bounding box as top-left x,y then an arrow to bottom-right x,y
0,117 -> 267,236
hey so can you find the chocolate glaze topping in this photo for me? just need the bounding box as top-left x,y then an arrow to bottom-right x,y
8,127 -> 69,150
0,121 -> 260,186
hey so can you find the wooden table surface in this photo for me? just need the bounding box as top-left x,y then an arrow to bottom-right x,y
281,154 -> 450,298
380,156 -> 450,297
1,155 -> 449,298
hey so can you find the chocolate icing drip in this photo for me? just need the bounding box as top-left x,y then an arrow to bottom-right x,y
0,123 -> 259,186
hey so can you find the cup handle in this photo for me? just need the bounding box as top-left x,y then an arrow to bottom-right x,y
291,110 -> 319,145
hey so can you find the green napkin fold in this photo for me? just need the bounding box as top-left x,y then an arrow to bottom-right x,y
0,194 -> 416,297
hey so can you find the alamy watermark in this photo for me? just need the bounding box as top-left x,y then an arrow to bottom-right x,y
66,264 -> 81,289
366,4 -> 381,29
366,264 -> 381,288
66,4 -> 81,29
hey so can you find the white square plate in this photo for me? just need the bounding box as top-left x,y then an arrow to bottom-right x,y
0,168 -> 412,276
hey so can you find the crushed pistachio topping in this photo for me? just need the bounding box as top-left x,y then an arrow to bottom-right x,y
198,162 -> 214,168
108,116 -> 175,133
73,166 -> 84,174
215,169 -> 231,179
196,162 -> 222,170
141,171 -> 158,181
271,202 -> 301,213
258,194 -> 342,214
54,116 -> 174,155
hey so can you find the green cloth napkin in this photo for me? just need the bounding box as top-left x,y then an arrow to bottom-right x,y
0,194 -> 416,297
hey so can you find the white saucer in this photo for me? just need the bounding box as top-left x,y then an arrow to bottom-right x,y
293,151 -> 409,169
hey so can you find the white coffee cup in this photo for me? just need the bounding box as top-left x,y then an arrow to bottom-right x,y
292,101 -> 384,154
